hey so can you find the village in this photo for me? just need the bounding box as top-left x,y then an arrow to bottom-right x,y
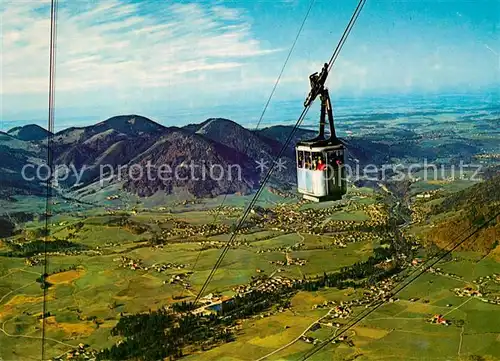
113,256 -> 187,272
249,202 -> 391,234
53,343 -> 96,360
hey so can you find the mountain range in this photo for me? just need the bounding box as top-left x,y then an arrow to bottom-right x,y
1,115 -> 305,200
0,114 -> 491,201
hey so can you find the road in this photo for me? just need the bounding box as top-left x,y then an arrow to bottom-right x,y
0,282 -> 37,305
255,307 -> 335,361
0,276 -> 78,357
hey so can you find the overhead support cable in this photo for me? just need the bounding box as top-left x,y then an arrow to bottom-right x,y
42,0 -> 59,359
184,0 -> 317,297
194,0 -> 367,304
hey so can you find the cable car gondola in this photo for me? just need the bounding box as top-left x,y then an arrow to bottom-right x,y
296,63 -> 347,202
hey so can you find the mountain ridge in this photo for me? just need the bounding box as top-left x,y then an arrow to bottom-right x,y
7,124 -> 51,141
1,113 -> 467,201
426,174 -> 500,253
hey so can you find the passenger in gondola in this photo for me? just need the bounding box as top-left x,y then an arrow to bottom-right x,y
304,156 -> 311,169
316,158 -> 326,171
297,153 -> 304,168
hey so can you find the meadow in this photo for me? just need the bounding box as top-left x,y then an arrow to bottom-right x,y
1,184 -> 498,361
0,189 -> 382,360
188,251 -> 500,361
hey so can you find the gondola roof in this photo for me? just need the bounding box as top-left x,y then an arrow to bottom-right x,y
296,136 -> 344,148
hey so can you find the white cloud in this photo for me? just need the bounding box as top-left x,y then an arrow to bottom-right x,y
0,0 -> 281,96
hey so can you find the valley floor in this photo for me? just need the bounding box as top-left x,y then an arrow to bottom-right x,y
0,185 -> 499,361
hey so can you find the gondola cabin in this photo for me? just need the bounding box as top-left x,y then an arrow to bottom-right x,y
296,139 -> 347,202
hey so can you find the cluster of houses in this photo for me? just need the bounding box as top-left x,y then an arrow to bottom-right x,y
409,203 -> 426,224
256,240 -> 305,255
257,246 -> 288,254
312,300 -> 337,310
207,206 -> 241,216
414,189 -> 441,200
114,256 -> 143,270
453,286 -> 483,298
411,258 -> 424,266
232,275 -> 296,296
25,257 -> 44,267
173,199 -> 202,206
150,262 -> 186,272
333,335 -> 354,346
469,275 -> 500,305
324,305 -> 352,319
362,278 -> 401,304
429,314 -> 451,326
268,257 -> 307,267
54,343 -> 95,360
327,231 -> 387,248
230,199 -> 392,238
198,239 -> 250,250
160,221 -> 230,238
475,153 -> 500,159
473,273 -> 500,285
301,335 -> 319,345
198,293 -> 232,305
164,273 -> 191,288
362,204 -> 391,225
481,296 -> 500,305
113,256 -> 188,274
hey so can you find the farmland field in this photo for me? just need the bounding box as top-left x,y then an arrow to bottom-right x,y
1,178 -> 499,361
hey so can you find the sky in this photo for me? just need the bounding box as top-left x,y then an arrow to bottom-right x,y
1,0 -> 499,126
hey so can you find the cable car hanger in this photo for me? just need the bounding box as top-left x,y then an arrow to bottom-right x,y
303,62 -> 338,144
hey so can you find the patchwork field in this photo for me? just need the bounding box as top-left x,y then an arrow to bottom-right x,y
0,184 -> 498,361
186,251 -> 500,361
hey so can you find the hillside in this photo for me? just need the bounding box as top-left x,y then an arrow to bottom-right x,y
256,125 -> 316,154
7,124 -> 51,141
122,128 -> 259,197
184,119 -> 297,186
193,118 -> 282,159
425,174 -> 500,253
52,115 -> 166,147
0,116 -> 418,201
2,116 -> 285,200
54,132 -> 163,187
432,174 -> 500,215
1,113 -> 477,201
0,132 -> 46,199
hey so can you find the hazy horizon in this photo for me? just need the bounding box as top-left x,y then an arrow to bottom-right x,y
2,88 -> 498,133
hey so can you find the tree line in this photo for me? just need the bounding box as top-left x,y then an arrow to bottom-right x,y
0,239 -> 88,257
